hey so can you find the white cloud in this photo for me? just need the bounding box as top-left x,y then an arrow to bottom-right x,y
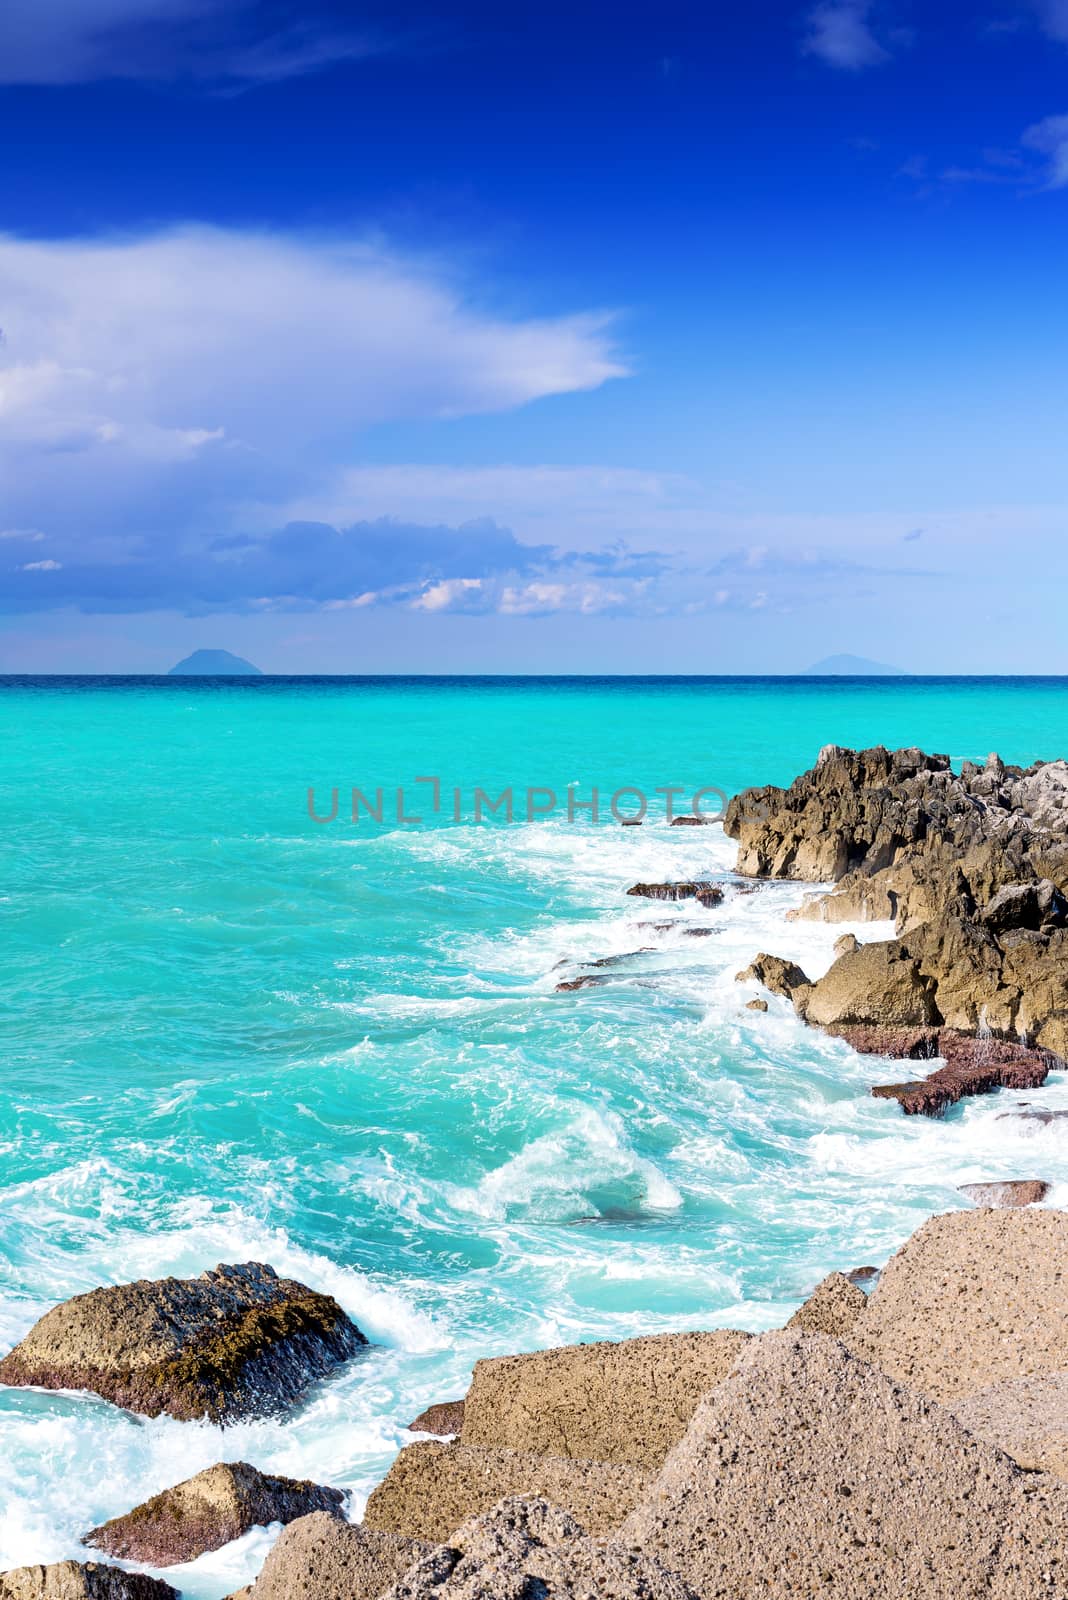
498,580 -> 631,615
802,1 -> 890,69
0,0 -> 385,87
1022,114 -> 1068,188
0,528 -> 44,541
19,559 -> 62,571
411,578 -> 483,612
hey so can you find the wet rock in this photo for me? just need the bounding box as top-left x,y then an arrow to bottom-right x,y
409,1400 -> 466,1437
669,815 -> 710,826
625,882 -> 724,906
997,1107 -> 1068,1125
620,819 -> 643,828
83,1463 -> 344,1567
846,1265 -> 880,1287
829,1023 -> 940,1058
735,952 -> 811,1001
461,1328 -> 750,1469
0,1563 -> 177,1600
378,1497 -> 698,1600
681,926 -> 717,937
621,1330 -> 1068,1600
871,1034 -> 1053,1116
952,1372 -> 1068,1477
745,998 -> 768,1012
554,975 -> 609,992
958,1179 -> 1050,1208
848,1208 -> 1068,1401
237,1512 -> 431,1600
786,1272 -> 867,1336
363,1441 -> 651,1542
0,1263 -> 366,1423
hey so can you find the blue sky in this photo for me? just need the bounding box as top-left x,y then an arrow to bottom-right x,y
0,0 -> 1066,672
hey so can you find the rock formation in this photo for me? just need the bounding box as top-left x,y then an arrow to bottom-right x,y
234,1513 -> 431,1600
84,1462 -> 345,1565
786,1271 -> 867,1336
0,1563 -> 177,1599
0,1263 -> 366,1422
408,1400 -> 465,1437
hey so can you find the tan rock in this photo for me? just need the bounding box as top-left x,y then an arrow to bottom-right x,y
952,1372 -> 1068,1477
363,1441 -> 650,1542
0,1563 -> 176,1600
801,940 -> 940,1028
745,998 -> 768,1012
239,1512 -> 429,1600
408,1400 -> 465,1437
377,1497 -> 698,1600
848,1208 -> 1068,1401
735,953 -> 811,1001
958,1179 -> 1050,1208
786,1272 -> 867,1336
621,1330 -> 1068,1600
84,1462 -> 344,1566
460,1328 -> 750,1468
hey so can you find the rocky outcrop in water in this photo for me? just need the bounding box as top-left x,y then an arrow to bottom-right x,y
0,1264 -> 366,1423
84,1463 -> 345,1566
236,1513 -> 432,1600
726,745 -> 1068,1109
0,1563 -> 176,1600
957,1179 -> 1050,1207
625,882 -> 724,905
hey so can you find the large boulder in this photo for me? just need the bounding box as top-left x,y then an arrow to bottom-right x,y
363,1441 -> 650,1543
621,1330 -> 1068,1600
958,1179 -> 1050,1208
460,1329 -> 750,1468
0,1264 -> 366,1422
0,1564 -> 176,1600
377,1497 -> 698,1600
848,1209 -> 1068,1401
237,1512 -> 430,1600
799,940 -> 940,1029
84,1462 -> 345,1565
735,953 -> 812,1001
408,1400 -> 465,1437
786,1272 -> 867,1336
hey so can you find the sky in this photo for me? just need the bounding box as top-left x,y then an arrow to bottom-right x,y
0,0 -> 1066,673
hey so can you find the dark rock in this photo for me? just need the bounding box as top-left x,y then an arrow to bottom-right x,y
620,819 -> 643,827
871,1033 -> 1053,1116
0,1263 -> 366,1423
0,1562 -> 177,1600
827,1024 -> 941,1058
626,882 -> 724,905
996,1108 -> 1068,1125
554,975 -> 609,992
846,1266 -> 880,1287
681,927 -> 718,938
83,1463 -> 344,1566
669,815 -> 710,826
958,1180 -> 1050,1208
409,1400 -> 466,1437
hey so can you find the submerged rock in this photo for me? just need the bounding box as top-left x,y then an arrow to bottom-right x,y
786,1272 -> 867,1336
237,1512 -> 431,1600
0,1563 -> 176,1600
958,1179 -> 1050,1208
622,1331 -> 1068,1600
0,1264 -> 367,1423
84,1462 -> 345,1566
377,1497 -> 698,1600
461,1328 -> 749,1469
363,1440 -> 650,1542
848,1208 -> 1068,1401
408,1400 -> 466,1437
625,882 -> 724,906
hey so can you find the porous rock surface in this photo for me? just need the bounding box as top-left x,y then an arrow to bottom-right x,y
621,1330 -> 1068,1599
408,1400 -> 465,1437
786,1271 -> 867,1336
726,745 -> 1068,1110
0,1264 -> 366,1422
84,1462 -> 345,1566
952,1372 -> 1068,1477
958,1179 -> 1050,1207
236,1512 -> 430,1600
847,1208 -> 1068,1401
0,1563 -> 177,1600
460,1328 -> 750,1468
378,1497 -> 698,1600
363,1441 -> 650,1542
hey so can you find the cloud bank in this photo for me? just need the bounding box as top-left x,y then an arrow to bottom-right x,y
802,1 -> 891,69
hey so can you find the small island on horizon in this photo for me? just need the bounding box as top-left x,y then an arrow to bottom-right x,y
168,649 -> 263,677
804,654 -> 904,677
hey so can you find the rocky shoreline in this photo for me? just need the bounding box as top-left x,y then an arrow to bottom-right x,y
5,743 -> 1068,1598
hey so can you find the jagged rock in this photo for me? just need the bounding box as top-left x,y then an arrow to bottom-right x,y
958,1179 -> 1050,1208
745,998 -> 768,1012
0,1564 -> 176,1600
735,952 -> 811,1001
0,1264 -> 366,1423
461,1329 -> 750,1468
871,1033 -> 1053,1116
625,882 -> 724,906
952,1372 -> 1068,1477
378,1498 -> 698,1600
669,815 -> 710,826
554,975 -> 608,992
848,1209 -> 1068,1401
83,1462 -> 344,1566
621,1330 -> 1068,1600
363,1441 -> 650,1542
236,1512 -> 430,1600
786,1272 -> 867,1336
800,940 -> 940,1028
982,880 -> 1068,934
833,932 -> 860,956
409,1400 -> 465,1437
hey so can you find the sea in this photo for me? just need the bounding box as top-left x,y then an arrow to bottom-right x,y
3,675 -> 1068,1595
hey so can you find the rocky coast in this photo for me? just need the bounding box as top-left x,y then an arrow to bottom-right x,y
5,744 -> 1068,1599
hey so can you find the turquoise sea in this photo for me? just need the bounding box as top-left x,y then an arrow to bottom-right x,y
4,675 -> 1068,1594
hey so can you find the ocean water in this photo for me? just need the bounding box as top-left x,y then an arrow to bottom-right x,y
3,674 -> 1068,1595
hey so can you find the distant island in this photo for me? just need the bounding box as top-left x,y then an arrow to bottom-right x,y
168,649 -> 263,677
804,654 -> 904,677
